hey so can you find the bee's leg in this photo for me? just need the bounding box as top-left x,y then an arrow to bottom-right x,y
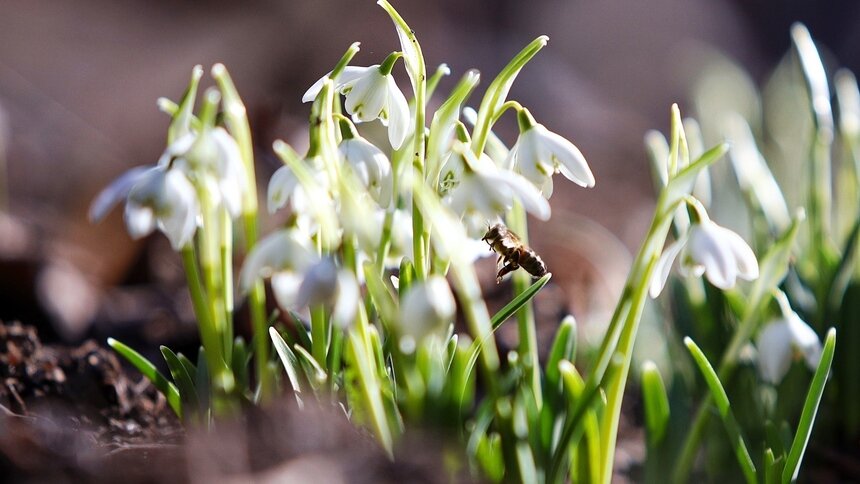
496,261 -> 519,283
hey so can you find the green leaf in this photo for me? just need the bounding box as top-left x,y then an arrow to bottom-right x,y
782,328 -> 836,483
641,360 -> 670,445
363,261 -> 398,329
470,35 -> 549,155
764,448 -> 783,484
491,273 -> 552,330
167,65 -> 203,143
426,70 -> 480,181
293,344 -> 328,389
108,338 -> 181,418
269,327 -> 305,402
545,315 -> 577,391
559,361 -> 601,484
160,346 -> 199,421
684,337 -> 756,484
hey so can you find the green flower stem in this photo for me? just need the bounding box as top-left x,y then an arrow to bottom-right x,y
196,184 -> 233,395
212,64 -> 272,398
311,305 -> 328,372
180,246 -> 223,383
507,201 -> 542,408
220,209 -> 234,348
597,254 -> 659,483
331,42 -> 361,80
379,0 -> 428,280
470,35 -> 548,157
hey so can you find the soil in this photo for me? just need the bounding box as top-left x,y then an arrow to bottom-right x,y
0,321 -> 472,483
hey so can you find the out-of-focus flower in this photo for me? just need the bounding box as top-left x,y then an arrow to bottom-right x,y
124,166 -> 199,250
239,229 -> 319,308
303,59 -> 409,149
339,130 -> 393,208
756,309 -> 822,384
297,258 -> 360,328
90,163 -> 200,251
398,276 -> 456,344
505,108 -> 595,197
444,144 -> 550,236
267,158 -> 334,237
650,216 -> 759,297
169,127 -> 247,218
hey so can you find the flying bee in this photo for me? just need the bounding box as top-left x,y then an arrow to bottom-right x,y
481,223 -> 548,283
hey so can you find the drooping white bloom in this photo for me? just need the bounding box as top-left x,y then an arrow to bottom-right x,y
444,145 -> 550,237
238,229 -> 319,309
303,65 -> 409,149
168,127 -> 247,218
505,109 -> 595,197
339,136 -> 393,208
266,158 -> 334,237
296,258 -> 359,328
756,310 -> 822,384
650,218 -> 759,297
398,276 -> 456,343
124,166 -> 200,250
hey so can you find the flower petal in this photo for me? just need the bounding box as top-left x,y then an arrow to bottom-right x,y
650,237 -> 685,298
786,312 -> 822,369
238,229 -> 317,293
267,165 -> 299,214
721,227 -> 760,281
385,76 -> 410,149
302,66 -> 369,103
757,320 -> 794,384
88,166 -> 153,223
332,270 -> 359,328
539,127 -> 595,188
271,271 -> 304,309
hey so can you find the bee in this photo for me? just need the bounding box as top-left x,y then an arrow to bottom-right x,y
481,223 -> 547,283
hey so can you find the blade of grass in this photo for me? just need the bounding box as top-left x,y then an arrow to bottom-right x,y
684,337 -> 756,484
161,346 -> 199,420
491,273 -> 552,329
108,338 -> 181,418
269,327 -> 305,405
782,328 -> 836,483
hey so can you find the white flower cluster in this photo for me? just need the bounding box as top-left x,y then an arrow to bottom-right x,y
90,125 -> 247,250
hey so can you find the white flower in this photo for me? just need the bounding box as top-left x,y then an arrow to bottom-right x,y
303,65 -> 409,149
124,166 -> 200,250
168,127 -> 247,218
267,158 -> 333,236
89,166 -> 153,223
444,145 -> 550,237
339,136 -> 393,208
296,258 -> 359,328
238,229 -> 319,308
399,276 -> 456,343
756,311 -> 822,384
505,109 -> 595,197
650,218 -> 759,297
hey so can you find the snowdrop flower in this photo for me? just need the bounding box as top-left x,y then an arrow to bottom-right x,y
756,294 -> 822,384
505,108 -> 595,197
444,143 -> 550,237
338,120 -> 393,208
650,206 -> 759,297
124,166 -> 200,250
303,54 -> 409,149
296,258 -> 359,328
239,229 -> 318,308
267,157 -> 334,237
168,127 -> 247,218
90,164 -> 200,251
398,276 -> 456,345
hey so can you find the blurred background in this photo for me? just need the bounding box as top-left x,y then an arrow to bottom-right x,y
0,0 -> 857,360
